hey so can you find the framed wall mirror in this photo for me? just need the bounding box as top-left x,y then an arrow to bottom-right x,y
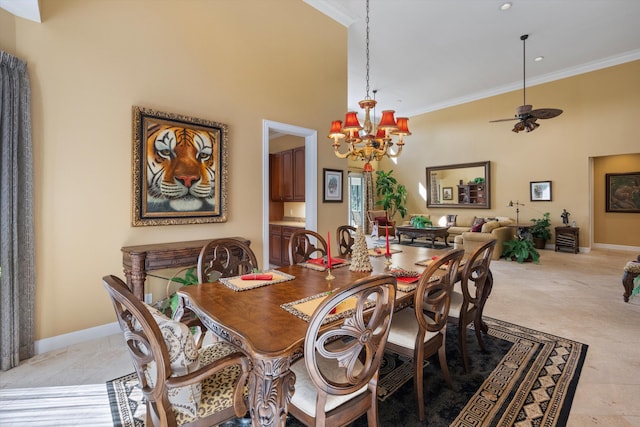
426,161 -> 491,209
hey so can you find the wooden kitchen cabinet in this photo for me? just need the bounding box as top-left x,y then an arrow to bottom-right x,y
270,147 -> 305,202
269,224 -> 303,266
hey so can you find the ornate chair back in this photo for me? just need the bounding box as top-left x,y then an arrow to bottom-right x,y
337,225 -> 357,257
197,238 -> 259,283
288,229 -> 328,265
101,275 -> 250,427
287,274 -> 397,426
450,238 -> 496,371
385,247 -> 464,421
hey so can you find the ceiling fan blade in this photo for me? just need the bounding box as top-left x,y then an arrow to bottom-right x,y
490,117 -> 518,122
529,108 -> 563,119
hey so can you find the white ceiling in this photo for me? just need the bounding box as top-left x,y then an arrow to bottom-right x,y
4,1 -> 640,119
305,0 -> 640,118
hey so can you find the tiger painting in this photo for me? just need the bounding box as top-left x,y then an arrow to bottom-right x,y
145,123 -> 218,213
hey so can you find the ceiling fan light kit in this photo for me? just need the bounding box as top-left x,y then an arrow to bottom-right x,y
491,34 -> 563,133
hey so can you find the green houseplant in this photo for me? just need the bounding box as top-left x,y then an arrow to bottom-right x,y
529,212 -> 551,249
410,215 -> 432,228
375,170 -> 408,220
502,237 -> 540,263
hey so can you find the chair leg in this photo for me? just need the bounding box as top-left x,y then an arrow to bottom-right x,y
438,344 -> 453,388
459,321 -> 470,373
366,396 -> 379,427
413,352 -> 426,421
474,319 -> 486,352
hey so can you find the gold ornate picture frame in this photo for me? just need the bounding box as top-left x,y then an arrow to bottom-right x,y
132,106 -> 228,226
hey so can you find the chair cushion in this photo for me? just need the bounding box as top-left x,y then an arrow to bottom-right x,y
481,220 -> 501,233
375,216 -> 388,226
174,342 -> 246,425
142,304 -> 201,419
386,308 -> 440,349
289,354 -> 368,417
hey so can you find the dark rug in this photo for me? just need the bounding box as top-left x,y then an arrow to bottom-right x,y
107,317 -> 587,426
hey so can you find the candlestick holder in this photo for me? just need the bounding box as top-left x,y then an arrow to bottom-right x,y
384,254 -> 392,267
325,267 -> 335,281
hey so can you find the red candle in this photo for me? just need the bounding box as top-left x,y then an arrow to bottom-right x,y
327,231 -> 332,268
385,225 -> 390,256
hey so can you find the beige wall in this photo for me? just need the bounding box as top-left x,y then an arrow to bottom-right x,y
11,0 -> 348,340
0,8 -> 16,53
382,60 -> 640,248
593,154 -> 640,245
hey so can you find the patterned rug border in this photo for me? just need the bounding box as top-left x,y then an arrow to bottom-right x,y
107,317 -> 588,427
453,317 -> 588,427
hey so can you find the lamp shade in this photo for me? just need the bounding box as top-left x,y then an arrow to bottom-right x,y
328,120 -> 345,139
342,112 -> 363,131
377,110 -> 398,130
393,117 -> 411,135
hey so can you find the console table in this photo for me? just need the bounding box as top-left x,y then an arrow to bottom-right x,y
121,237 -> 250,300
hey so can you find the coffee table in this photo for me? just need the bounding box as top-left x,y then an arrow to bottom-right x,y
395,225 -> 450,247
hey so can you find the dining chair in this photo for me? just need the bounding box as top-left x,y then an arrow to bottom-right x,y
197,238 -> 259,283
288,229 -> 328,265
448,238 -> 496,372
336,225 -> 357,257
287,274 -> 397,427
385,248 -> 465,421
102,275 -> 251,427
366,210 -> 395,240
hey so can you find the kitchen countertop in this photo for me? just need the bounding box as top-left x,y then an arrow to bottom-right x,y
269,220 -> 306,228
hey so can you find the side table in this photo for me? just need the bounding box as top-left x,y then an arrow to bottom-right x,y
555,227 -> 579,253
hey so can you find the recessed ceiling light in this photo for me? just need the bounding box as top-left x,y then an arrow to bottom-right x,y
500,2 -> 512,11
534,56 -> 544,62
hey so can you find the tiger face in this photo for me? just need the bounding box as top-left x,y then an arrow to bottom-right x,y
146,124 -> 217,212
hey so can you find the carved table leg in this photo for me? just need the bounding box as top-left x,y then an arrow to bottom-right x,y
124,252 -> 147,301
249,356 -> 296,427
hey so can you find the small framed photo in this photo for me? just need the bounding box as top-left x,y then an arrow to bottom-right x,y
606,172 -> 640,212
442,187 -> 453,200
530,181 -> 552,201
323,168 -> 343,203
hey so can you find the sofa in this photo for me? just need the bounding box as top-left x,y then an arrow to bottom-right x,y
401,213 -> 516,260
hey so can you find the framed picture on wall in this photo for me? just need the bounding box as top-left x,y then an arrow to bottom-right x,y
323,168 -> 343,203
131,106 -> 229,226
530,181 -> 552,201
442,187 -> 453,200
606,172 -> 640,213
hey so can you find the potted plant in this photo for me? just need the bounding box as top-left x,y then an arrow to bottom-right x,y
502,237 -> 540,263
410,215 -> 432,229
375,170 -> 408,220
529,212 -> 551,249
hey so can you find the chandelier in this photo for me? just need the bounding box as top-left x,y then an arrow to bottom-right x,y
328,0 -> 410,172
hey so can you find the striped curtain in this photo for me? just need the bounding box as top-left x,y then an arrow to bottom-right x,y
0,51 -> 35,370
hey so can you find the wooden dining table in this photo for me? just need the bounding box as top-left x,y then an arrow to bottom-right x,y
178,243 -> 467,427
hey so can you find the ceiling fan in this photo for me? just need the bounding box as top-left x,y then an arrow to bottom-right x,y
490,34 -> 563,133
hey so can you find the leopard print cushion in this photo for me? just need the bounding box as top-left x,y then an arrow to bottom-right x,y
173,342 -> 247,425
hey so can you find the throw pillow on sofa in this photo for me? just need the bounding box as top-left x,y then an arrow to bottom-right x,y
481,220 -> 501,233
471,220 -> 485,232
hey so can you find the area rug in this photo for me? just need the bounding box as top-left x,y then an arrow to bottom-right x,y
107,317 -> 587,426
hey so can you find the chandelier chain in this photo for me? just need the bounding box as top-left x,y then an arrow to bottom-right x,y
365,0 -> 370,99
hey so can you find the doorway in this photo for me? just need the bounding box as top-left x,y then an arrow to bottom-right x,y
262,120 -> 317,268
348,171 -> 364,228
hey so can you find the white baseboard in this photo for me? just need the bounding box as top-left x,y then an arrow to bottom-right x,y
34,322 -> 121,355
592,242 -> 640,252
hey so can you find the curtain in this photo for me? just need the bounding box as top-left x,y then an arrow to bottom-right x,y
0,51 -> 35,371
363,171 -> 375,234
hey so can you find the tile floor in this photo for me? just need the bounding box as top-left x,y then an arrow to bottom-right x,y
1,246 -> 639,426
